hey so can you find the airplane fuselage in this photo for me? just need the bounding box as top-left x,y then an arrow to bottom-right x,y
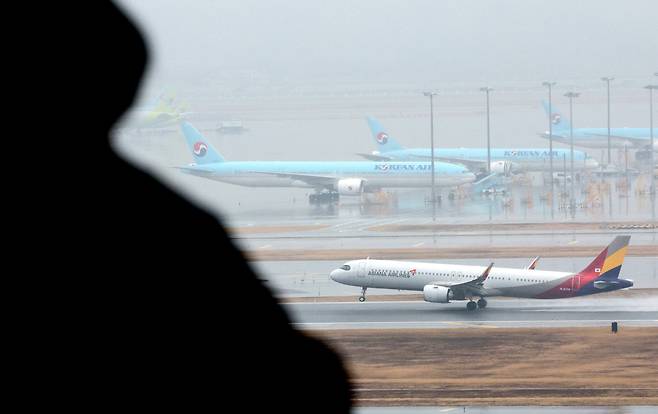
181,161 -> 476,190
330,259 -> 632,300
375,148 -> 599,171
542,128 -> 658,150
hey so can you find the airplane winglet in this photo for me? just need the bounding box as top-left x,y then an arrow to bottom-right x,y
527,257 -> 540,270
480,262 -> 494,283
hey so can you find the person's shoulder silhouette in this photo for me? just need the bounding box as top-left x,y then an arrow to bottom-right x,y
39,2 -> 352,411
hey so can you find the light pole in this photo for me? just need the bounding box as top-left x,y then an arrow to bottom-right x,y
564,91 -> 580,216
601,77 -> 614,166
423,91 -> 438,208
645,84 -> 657,222
543,81 -> 557,218
480,87 -> 493,173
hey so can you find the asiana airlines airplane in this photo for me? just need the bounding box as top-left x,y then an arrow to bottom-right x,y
330,236 -> 633,310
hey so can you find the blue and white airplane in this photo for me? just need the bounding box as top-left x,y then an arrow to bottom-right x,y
357,117 -> 599,173
540,101 -> 658,151
177,122 -> 476,202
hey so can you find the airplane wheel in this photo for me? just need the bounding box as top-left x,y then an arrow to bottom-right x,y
466,301 -> 477,311
477,298 -> 487,309
358,296 -> 366,302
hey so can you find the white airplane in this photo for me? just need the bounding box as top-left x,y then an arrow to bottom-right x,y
330,236 -> 632,310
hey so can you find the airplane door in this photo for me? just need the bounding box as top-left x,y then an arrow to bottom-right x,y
574,274 -> 581,290
357,261 -> 367,278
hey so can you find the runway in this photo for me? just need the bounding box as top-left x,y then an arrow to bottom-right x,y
234,224 -> 658,252
284,295 -> 658,330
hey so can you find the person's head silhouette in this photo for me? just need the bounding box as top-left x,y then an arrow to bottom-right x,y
45,2 -> 352,412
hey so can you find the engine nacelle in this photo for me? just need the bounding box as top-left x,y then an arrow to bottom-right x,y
490,160 -> 517,175
423,284 -> 453,303
336,178 -> 365,195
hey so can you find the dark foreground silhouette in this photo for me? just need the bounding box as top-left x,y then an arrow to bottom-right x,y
40,2 -> 352,411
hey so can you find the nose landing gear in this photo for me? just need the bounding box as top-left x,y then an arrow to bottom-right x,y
358,287 -> 367,302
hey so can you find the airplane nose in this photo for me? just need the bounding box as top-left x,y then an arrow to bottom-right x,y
330,269 -> 339,281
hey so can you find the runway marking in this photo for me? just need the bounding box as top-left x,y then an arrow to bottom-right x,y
568,240 -> 579,245
412,242 -> 425,248
291,319 -> 658,328
440,409 -> 458,413
358,218 -> 409,232
288,300 -> 434,305
285,301 -> 658,311
443,321 -> 500,329
330,220 -> 363,229
258,244 -> 272,249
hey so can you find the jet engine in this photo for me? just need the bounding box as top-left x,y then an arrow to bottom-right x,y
423,284 -> 454,303
490,160 -> 517,175
337,178 -> 365,195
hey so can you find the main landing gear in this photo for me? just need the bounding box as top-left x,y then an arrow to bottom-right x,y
466,298 -> 487,311
309,191 -> 339,204
358,287 -> 367,302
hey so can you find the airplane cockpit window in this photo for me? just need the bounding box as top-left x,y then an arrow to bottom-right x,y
340,265 -> 351,271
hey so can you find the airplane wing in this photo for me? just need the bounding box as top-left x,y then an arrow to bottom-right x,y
409,154 -> 488,171
433,262 -> 494,295
175,165 -> 215,174
586,133 -> 649,145
438,158 -> 489,172
248,171 -> 337,187
355,153 -> 393,161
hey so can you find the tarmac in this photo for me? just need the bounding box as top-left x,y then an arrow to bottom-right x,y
284,294 -> 658,330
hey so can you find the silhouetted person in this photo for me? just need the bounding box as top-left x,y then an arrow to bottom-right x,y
38,2 -> 352,411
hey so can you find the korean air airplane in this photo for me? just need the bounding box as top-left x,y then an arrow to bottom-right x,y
359,117 -> 599,173
540,101 -> 658,151
330,236 -> 633,311
178,122 -> 476,203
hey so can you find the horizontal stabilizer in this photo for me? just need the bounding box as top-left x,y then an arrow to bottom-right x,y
355,152 -> 393,161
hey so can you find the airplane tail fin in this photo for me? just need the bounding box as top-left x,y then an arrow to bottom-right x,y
180,121 -> 225,164
541,100 -> 570,132
366,117 -> 405,153
152,92 -> 192,119
579,236 -> 631,281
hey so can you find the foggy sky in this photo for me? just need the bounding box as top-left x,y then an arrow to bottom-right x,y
117,0 -> 657,85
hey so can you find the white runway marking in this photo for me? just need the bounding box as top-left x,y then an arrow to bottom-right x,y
291,319 -> 658,329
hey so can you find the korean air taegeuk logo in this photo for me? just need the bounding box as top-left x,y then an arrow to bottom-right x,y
376,132 -> 389,144
551,113 -> 561,125
193,142 -> 208,157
